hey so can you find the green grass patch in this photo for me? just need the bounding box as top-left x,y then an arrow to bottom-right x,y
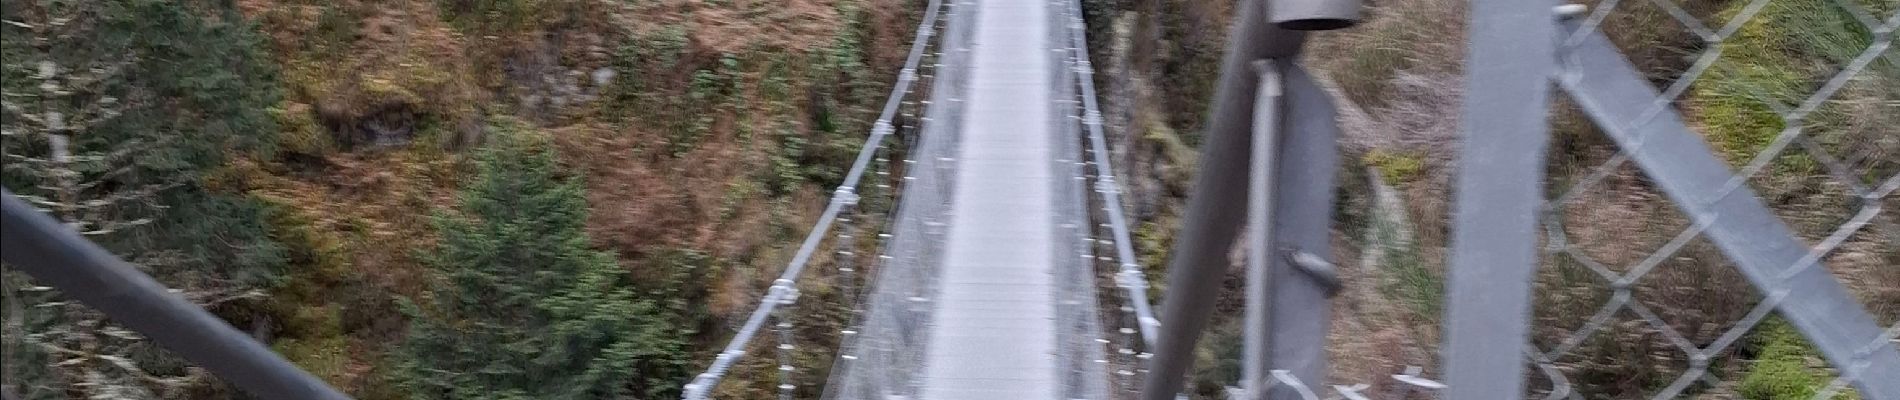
1690,0 -> 1888,170
1133,218 -> 1176,298
1363,149 -> 1425,185
271,305 -> 352,383
1370,210 -> 1436,318
1738,318 -> 1855,399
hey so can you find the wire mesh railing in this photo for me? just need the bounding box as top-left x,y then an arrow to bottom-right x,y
1060,0 -> 1160,352
1485,0 -> 1900,397
1055,0 -> 1166,393
1054,0 -> 1115,397
817,0 -> 969,396
678,0 -> 958,395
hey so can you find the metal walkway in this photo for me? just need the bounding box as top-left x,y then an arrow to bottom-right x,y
916,0 -> 1062,397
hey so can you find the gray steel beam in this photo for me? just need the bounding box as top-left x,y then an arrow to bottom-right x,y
1240,58 -> 1342,400
0,190 -> 352,400
1260,61 -> 1341,400
1557,25 -> 1900,399
1438,0 -> 1558,396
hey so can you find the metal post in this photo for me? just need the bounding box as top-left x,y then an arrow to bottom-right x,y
0,190 -> 352,400
1139,0 -> 1306,397
1262,60 -> 1342,400
1241,60 -> 1284,399
1439,0 -> 1558,396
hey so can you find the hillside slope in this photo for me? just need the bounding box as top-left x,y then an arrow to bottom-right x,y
3,0 -> 917,398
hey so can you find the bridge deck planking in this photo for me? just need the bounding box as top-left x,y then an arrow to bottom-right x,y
915,0 -> 1062,397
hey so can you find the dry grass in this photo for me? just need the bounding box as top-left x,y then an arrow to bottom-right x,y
215,0 -> 914,396
247,0 -> 488,150
213,148 -> 464,396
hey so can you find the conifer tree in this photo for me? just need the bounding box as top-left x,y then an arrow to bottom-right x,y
398,120 -> 688,399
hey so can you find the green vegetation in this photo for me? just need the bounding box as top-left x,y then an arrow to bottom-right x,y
1693,0 -> 1894,169
1739,319 -> 1855,399
1363,149 -> 1424,186
2,0 -> 288,397
395,122 -> 690,399
1692,0 -> 1891,391
1367,197 -> 1436,319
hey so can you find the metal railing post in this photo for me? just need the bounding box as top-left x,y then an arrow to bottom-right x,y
1136,0 -> 1303,393
1240,60 -> 1284,399
1438,0 -> 1558,396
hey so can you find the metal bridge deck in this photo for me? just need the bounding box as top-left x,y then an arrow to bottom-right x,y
916,0 -> 1061,397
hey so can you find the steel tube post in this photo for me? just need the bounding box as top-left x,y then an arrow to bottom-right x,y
1241,60 -> 1284,399
0,190 -> 351,400
1439,0 -> 1557,396
1139,0 -> 1305,397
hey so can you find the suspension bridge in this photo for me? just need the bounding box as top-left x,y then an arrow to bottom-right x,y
5,0 -> 1899,397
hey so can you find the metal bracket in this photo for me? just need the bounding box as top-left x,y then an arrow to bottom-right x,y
1284,250 -> 1341,297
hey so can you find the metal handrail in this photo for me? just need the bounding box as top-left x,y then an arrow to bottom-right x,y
0,189 -> 352,400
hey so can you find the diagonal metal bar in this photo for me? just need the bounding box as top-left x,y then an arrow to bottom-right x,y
1439,0 -> 1558,398
0,190 -> 352,400
1555,23 -> 1900,399
1548,0 -> 1779,209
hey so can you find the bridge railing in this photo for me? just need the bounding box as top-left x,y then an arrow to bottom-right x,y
678,0 -> 965,395
818,0 -> 971,396
1055,0 -> 1166,394
1053,0 -> 1114,397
